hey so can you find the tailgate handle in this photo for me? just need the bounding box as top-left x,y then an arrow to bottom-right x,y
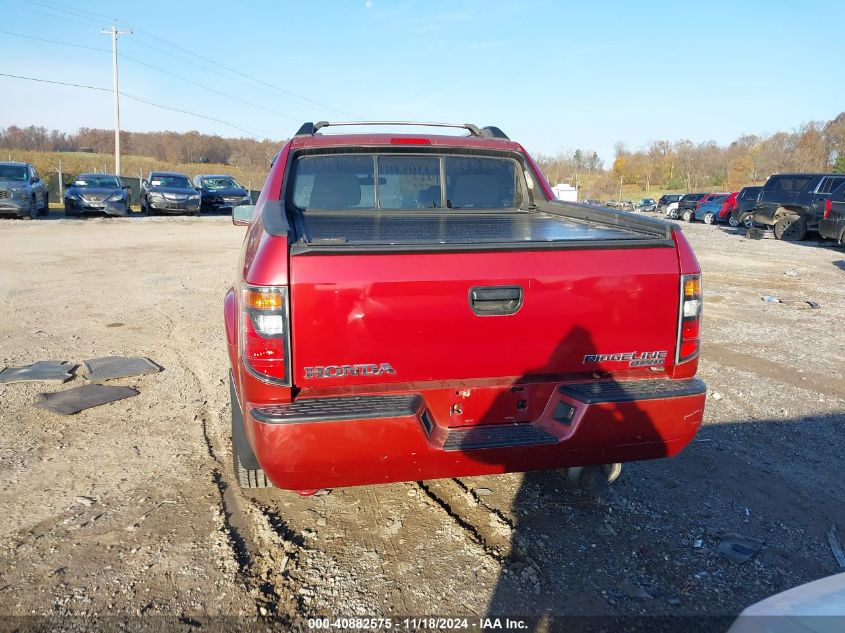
469,286 -> 523,315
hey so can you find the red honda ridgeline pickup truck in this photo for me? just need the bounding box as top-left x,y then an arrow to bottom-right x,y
224,121 -> 706,494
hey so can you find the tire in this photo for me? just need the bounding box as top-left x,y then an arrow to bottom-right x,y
25,196 -> 37,220
774,215 -> 807,241
703,212 -> 715,225
728,214 -> 740,227
39,193 -> 49,216
230,374 -> 272,488
64,204 -> 77,217
741,212 -> 754,229
669,209 -> 678,219
682,210 -> 694,222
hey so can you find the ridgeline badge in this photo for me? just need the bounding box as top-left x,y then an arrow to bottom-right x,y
583,351 -> 668,367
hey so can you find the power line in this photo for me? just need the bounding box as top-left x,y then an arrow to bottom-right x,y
0,29 -> 300,122
32,0 -> 123,24
0,0 -> 102,28
0,29 -> 109,53
0,72 -> 273,138
118,53 -> 299,121
3,0 -> 358,119
131,26 -> 359,118
28,0 -> 117,24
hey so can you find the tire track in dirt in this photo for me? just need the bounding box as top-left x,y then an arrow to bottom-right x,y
164,332 -> 307,619
415,479 -> 514,563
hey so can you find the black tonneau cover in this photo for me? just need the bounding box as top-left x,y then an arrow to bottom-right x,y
286,201 -> 674,254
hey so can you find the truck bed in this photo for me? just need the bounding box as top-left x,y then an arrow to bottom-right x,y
289,203 -> 672,252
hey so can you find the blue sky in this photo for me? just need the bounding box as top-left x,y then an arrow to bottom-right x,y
1,0 -> 843,163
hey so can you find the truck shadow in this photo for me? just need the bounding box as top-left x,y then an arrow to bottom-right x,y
469,325 -> 681,627
471,328 -> 845,630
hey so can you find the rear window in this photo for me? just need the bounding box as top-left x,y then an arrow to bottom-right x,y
291,153 -> 520,210
817,176 -> 845,194
831,179 -> 845,199
682,194 -> 705,202
739,187 -> 760,199
766,176 -> 812,192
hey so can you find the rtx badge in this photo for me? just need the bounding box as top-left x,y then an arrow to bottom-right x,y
305,363 -> 396,379
583,351 -> 668,367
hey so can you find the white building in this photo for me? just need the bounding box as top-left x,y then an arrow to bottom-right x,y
551,183 -> 577,202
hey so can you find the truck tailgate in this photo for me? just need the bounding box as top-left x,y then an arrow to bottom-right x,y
289,223 -> 681,388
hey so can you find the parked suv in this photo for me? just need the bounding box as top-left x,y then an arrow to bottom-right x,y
193,174 -> 251,214
819,180 -> 845,247
224,120 -> 706,493
140,171 -> 201,215
0,161 -> 49,219
657,194 -> 683,217
676,193 -> 707,221
729,186 -> 762,227
752,173 -> 845,241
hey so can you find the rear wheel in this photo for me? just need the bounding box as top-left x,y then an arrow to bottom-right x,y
230,374 -> 272,489
741,212 -> 754,229
774,215 -> 807,241
703,212 -> 715,225
39,193 -> 49,216
682,210 -> 694,222
728,214 -> 740,227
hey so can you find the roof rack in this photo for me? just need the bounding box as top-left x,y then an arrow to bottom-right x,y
294,121 -> 509,140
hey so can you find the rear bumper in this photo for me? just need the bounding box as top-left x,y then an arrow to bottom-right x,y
244,377 -> 707,490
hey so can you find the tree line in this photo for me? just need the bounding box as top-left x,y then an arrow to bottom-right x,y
534,112 -> 845,198
0,125 -> 281,174
3,113 -> 845,199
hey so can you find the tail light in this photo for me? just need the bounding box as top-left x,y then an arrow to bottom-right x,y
824,199 -> 833,219
240,285 -> 290,385
676,274 -> 702,364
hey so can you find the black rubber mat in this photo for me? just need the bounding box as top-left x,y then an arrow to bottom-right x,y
35,384 -> 139,415
0,361 -> 76,384
83,356 -> 162,381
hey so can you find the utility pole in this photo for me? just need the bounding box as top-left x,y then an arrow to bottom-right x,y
101,23 -> 132,175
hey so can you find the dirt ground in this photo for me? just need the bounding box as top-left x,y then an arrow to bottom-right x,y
0,212 -> 843,631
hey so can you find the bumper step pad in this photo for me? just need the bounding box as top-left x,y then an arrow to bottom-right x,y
443,424 -> 557,452
252,394 -> 423,424
558,378 -> 706,404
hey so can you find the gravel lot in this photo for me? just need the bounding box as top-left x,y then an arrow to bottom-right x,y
0,213 -> 843,630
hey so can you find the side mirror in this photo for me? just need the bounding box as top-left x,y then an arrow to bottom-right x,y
141,180 -> 148,187
122,185 -> 131,192
232,204 -> 255,226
